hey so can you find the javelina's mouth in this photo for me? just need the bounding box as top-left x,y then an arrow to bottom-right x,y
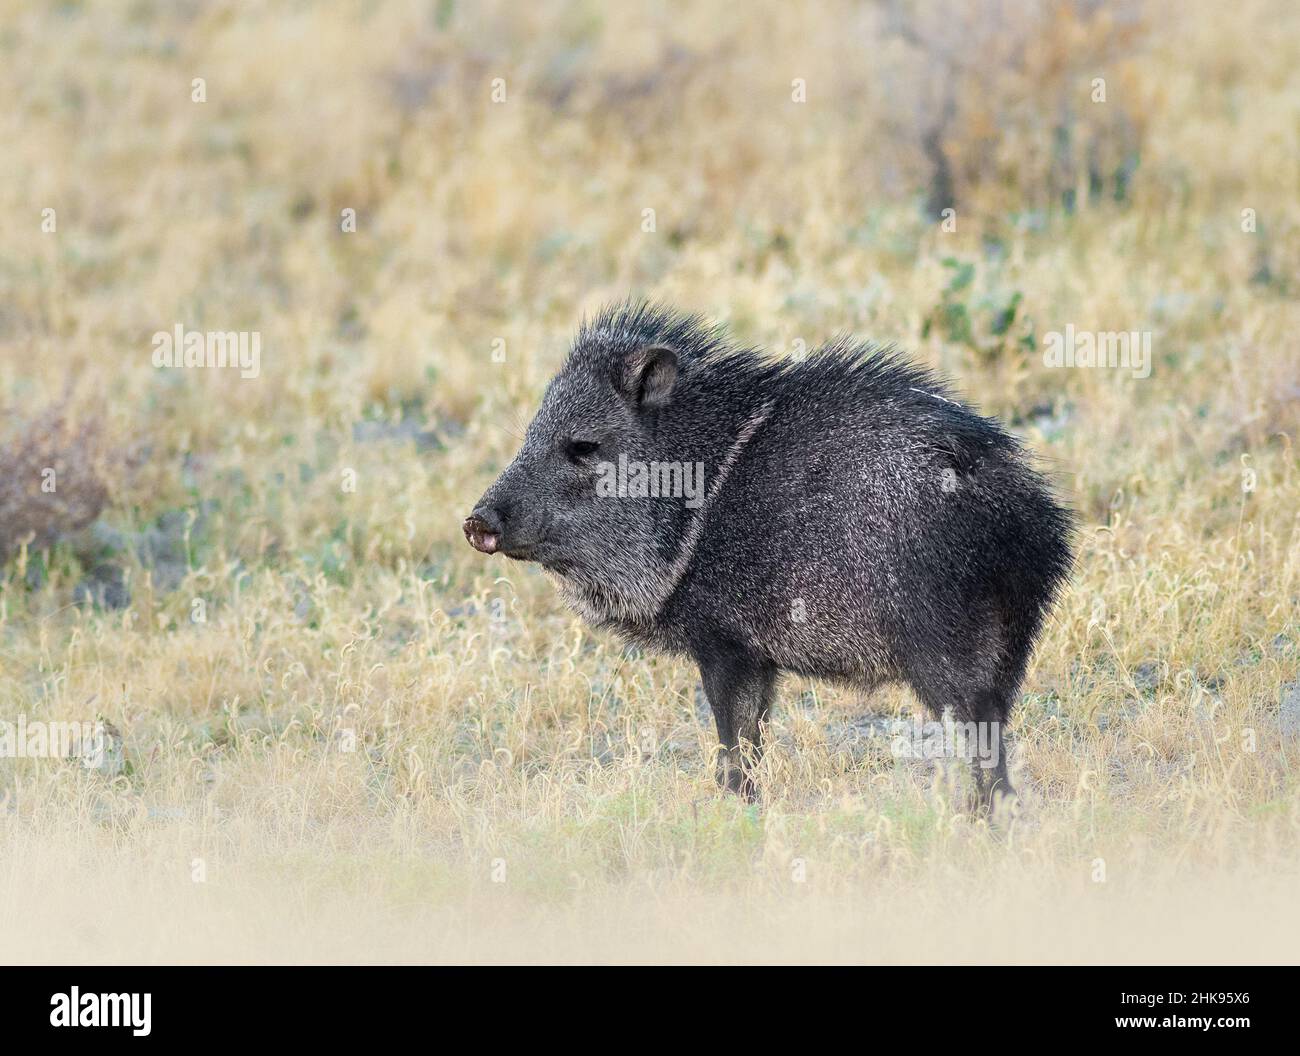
462,516 -> 500,555
463,515 -> 543,561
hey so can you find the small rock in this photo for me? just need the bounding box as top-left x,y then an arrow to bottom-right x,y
73,565 -> 130,610
1280,681 -> 1300,739
1132,660 -> 1162,693
73,719 -> 126,776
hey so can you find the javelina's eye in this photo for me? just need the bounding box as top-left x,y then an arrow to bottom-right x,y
566,439 -> 600,461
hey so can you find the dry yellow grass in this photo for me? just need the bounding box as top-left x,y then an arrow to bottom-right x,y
0,0 -> 1298,964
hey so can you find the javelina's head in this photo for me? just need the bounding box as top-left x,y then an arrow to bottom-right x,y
463,304 -> 715,621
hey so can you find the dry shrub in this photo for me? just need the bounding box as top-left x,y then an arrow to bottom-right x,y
0,392 -> 113,559
884,0 -> 1149,217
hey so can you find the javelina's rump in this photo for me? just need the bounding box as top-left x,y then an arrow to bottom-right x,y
465,303 -> 1074,810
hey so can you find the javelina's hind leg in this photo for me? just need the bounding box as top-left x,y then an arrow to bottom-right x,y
971,604 -> 1041,819
910,674 -> 1015,818
969,709 -> 1015,818
697,648 -> 777,803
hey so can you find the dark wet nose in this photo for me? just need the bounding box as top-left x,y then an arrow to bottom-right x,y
463,508 -> 503,555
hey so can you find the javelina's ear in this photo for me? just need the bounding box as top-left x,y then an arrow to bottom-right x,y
623,345 -> 678,409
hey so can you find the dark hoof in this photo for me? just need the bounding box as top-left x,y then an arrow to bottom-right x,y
716,760 -> 759,803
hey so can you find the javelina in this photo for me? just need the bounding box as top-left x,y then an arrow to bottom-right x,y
464,303 -> 1073,810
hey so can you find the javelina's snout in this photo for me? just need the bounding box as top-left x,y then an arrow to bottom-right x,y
465,462 -> 549,560
462,508 -> 502,555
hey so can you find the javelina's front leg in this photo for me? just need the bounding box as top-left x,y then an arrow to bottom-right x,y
698,650 -> 777,802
